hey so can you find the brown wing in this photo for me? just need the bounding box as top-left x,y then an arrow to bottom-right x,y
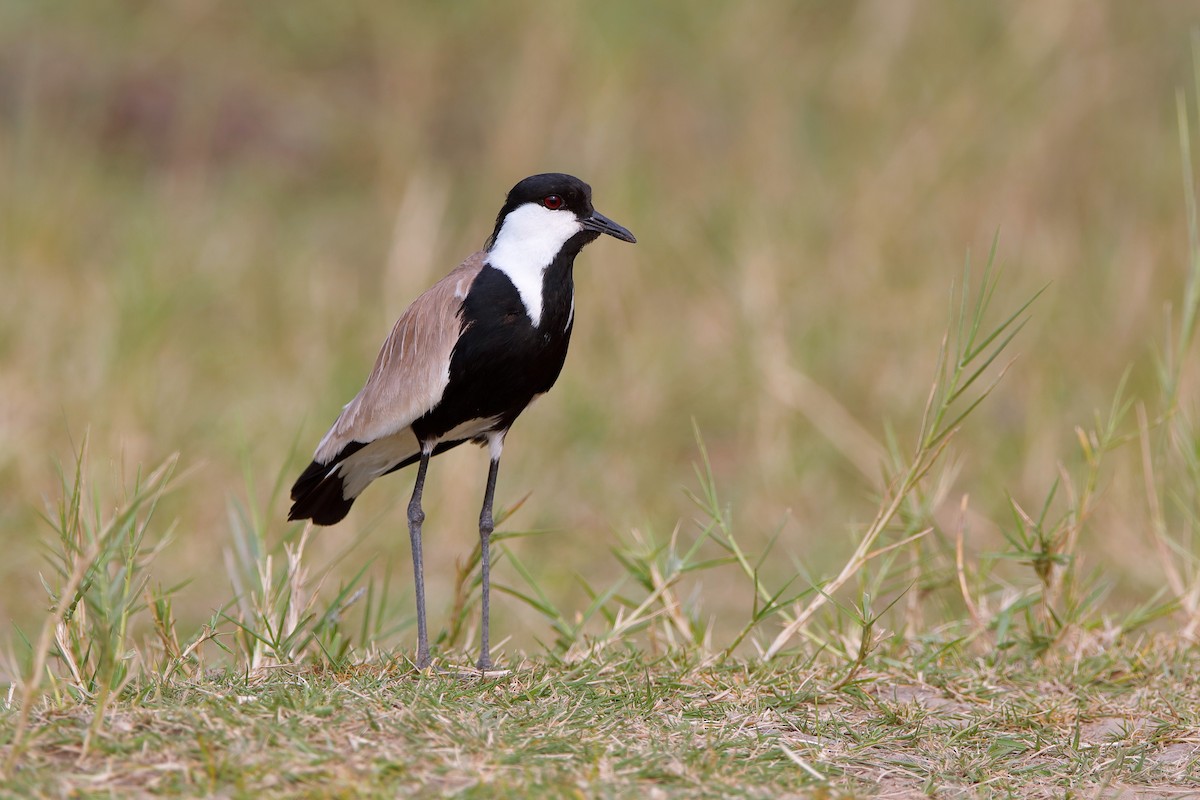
313,251 -> 486,464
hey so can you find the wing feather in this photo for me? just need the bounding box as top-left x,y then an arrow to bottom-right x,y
313,251 -> 485,463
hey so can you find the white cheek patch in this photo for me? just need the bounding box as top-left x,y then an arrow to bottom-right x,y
487,203 -> 582,327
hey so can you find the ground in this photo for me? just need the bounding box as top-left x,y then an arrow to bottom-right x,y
5,646 -> 1200,798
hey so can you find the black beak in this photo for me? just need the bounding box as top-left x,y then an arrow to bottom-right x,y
581,210 -> 637,243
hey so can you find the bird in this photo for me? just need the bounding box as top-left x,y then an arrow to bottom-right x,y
288,173 -> 636,670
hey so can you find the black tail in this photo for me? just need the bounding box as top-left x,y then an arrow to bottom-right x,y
288,437 -> 471,526
288,458 -> 356,525
289,440 -> 370,526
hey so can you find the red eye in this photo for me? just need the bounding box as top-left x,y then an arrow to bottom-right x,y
542,195 -> 564,210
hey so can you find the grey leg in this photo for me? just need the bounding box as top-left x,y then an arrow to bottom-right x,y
408,451 -> 432,668
477,456 -> 500,671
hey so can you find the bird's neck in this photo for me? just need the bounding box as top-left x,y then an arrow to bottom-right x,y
538,249 -> 577,334
487,232 -> 591,328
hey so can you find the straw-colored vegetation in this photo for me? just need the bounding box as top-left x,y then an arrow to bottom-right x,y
4,2 -> 1200,796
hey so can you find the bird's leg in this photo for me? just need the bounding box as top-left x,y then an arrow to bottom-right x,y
408,450 -> 432,669
477,436 -> 503,671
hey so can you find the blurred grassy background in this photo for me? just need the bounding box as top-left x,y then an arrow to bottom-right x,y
2,1 -> 1198,648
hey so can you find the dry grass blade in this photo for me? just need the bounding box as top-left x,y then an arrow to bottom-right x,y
3,444 -> 180,774
1139,403 -> 1186,603
3,533 -> 97,776
765,247 -> 1037,660
763,454 -> 933,659
954,494 -> 984,632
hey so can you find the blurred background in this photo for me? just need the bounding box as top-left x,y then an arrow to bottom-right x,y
2,1 -> 1199,649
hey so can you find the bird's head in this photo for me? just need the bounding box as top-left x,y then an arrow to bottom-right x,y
486,173 -> 636,263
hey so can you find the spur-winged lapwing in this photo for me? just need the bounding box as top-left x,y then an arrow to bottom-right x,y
289,173 -> 636,670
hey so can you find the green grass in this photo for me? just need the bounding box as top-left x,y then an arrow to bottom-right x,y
7,648 -> 1200,797
4,237 -> 1199,795
6,2 -> 1200,797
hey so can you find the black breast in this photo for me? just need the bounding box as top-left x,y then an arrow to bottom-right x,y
411,257 -> 575,440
